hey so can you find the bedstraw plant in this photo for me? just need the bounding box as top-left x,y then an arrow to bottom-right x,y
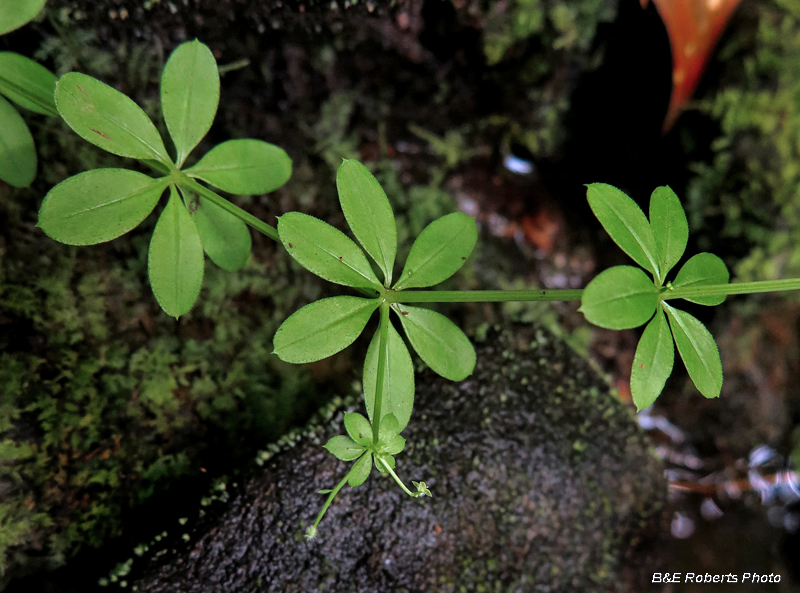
33,39 -> 800,538
0,0 -> 57,187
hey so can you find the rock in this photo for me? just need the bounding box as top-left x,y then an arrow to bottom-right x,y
133,322 -> 667,593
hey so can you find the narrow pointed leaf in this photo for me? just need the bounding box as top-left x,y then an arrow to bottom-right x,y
323,435 -> 365,461
649,186 -> 688,280
363,323 -> 415,430
186,139 -> 291,195
664,304 -> 723,399
0,0 -> 46,35
348,452 -> 372,487
278,212 -> 381,290
0,96 -> 36,187
394,212 -> 478,289
0,52 -> 57,115
587,183 -> 660,281
383,434 -> 405,455
672,253 -> 729,306
395,304 -> 475,381
630,308 -> 674,411
191,194 -> 251,271
336,160 -> 397,285
272,296 -> 379,364
579,266 -> 658,330
38,169 -> 167,244
344,412 -> 372,447
161,40 -> 219,167
148,187 -> 205,318
56,72 -> 169,163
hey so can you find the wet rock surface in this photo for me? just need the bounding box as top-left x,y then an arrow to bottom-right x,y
134,322 -> 667,593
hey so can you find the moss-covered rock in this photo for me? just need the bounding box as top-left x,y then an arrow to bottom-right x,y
133,322 -> 667,593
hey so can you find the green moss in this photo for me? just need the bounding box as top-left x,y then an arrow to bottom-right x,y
686,0 -> 800,284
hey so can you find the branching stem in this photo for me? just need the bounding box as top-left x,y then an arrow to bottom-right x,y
663,278 -> 800,300
176,173 -> 280,241
375,457 -> 417,497
385,288 -> 584,303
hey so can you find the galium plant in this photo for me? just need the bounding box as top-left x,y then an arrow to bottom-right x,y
37,39 -> 291,317
34,39 -> 800,539
0,0 -> 58,187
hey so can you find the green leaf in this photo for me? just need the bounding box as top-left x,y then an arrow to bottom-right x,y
664,304 -> 723,399
148,186 -> 205,318
191,194 -> 252,271
0,0 -> 46,35
586,183 -> 660,281
272,296 -> 379,364
375,453 -> 395,474
378,414 -> 399,441
38,169 -> 168,245
649,186 -> 688,280
348,452 -> 372,488
672,253 -> 729,306
394,212 -> 478,290
186,139 -> 292,195
336,160 -> 397,285
0,52 -> 57,115
630,308 -> 674,411
55,72 -> 169,163
318,489 -> 332,494
278,212 -> 381,290
382,434 -> 405,456
363,323 -> 415,431
394,304 -> 476,381
323,435 -> 365,461
579,266 -> 658,330
344,412 -> 372,447
161,40 -> 219,167
413,481 -> 432,497
0,95 -> 35,187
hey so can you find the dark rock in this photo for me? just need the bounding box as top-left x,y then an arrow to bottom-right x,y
134,322 -> 667,593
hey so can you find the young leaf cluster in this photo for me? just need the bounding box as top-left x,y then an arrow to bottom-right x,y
273,160 -> 476,530
36,40 -> 292,318
0,0 -> 57,187
579,184 -> 729,410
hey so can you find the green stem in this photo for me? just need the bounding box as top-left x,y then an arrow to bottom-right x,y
372,302 -> 390,445
386,289 -> 585,304
142,159 -> 173,176
0,75 -> 59,118
177,173 -> 280,241
664,278 -> 800,300
309,463 -> 355,537
375,456 -> 417,497
217,58 -> 250,75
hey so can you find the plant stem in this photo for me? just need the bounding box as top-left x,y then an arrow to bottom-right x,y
309,464 -> 355,535
177,174 -> 280,241
372,301 -> 390,444
664,278 -> 800,300
386,289 -> 585,303
375,456 -> 417,497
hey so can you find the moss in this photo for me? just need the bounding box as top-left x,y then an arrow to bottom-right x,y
685,0 -> 800,284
